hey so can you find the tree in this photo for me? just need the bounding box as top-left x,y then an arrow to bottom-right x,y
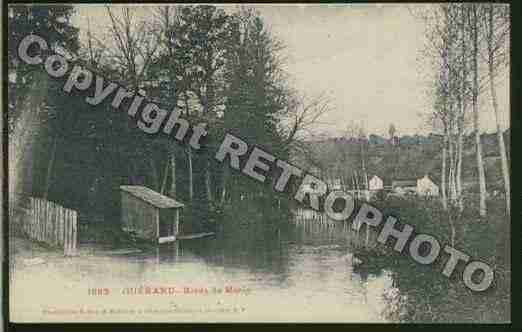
150,6 -> 188,200
221,8 -> 290,207
420,5 -> 452,213
469,4 -> 488,216
103,6 -> 167,197
152,6 -> 232,208
484,3 -> 510,217
454,4 -> 472,212
105,6 -> 159,91
388,123 -> 396,141
7,5 -> 79,210
182,5 -> 231,205
419,4 -> 484,213
8,5 -> 79,130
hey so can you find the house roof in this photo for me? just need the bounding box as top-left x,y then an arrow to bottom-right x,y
418,175 -> 439,185
120,185 -> 185,209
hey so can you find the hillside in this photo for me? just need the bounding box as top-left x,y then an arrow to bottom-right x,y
292,130 -> 510,191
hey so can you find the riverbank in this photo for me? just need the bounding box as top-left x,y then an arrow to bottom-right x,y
352,196 -> 510,322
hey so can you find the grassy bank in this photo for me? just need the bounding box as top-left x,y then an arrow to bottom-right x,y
352,196 -> 510,322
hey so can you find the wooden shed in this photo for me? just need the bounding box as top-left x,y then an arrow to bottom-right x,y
120,185 -> 184,244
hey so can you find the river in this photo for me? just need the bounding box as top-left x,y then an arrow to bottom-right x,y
10,214 -> 402,323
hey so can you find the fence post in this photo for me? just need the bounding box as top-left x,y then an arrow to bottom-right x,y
34,199 -> 37,240
64,210 -> 70,256
58,205 -> 63,246
41,199 -> 45,242
72,210 -> 77,255
33,199 -> 41,239
37,199 -> 41,241
44,200 -> 48,243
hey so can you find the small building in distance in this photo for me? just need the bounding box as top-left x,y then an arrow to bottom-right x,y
120,185 -> 184,244
369,175 -> 384,191
391,175 -> 439,196
416,175 -> 439,196
391,179 -> 417,195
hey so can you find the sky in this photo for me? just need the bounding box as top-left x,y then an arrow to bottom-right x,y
71,4 -> 510,137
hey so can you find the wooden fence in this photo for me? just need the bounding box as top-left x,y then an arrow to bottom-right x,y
24,197 -> 78,256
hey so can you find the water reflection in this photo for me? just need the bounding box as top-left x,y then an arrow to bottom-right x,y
10,214 -> 400,322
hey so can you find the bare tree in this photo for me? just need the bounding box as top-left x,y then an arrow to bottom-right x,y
423,4 -> 461,210
358,124 -> 370,202
419,4 -> 486,213
105,6 -> 159,91
388,123 -> 396,142
484,3 -> 510,216
469,4 -> 488,216
453,3 -> 473,212
85,15 -> 104,67
280,91 -> 332,150
104,6 -> 162,189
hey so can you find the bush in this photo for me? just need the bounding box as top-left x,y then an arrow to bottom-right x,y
353,197 -> 510,322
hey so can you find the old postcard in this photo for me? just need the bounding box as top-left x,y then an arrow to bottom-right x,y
6,3 -> 510,323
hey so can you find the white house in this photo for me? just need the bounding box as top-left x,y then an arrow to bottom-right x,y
392,180 -> 417,194
369,175 -> 384,191
416,175 -> 439,196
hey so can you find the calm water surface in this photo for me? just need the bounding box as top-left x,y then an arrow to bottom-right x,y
10,216 -> 401,322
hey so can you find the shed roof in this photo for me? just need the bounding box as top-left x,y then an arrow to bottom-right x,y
120,185 -> 184,209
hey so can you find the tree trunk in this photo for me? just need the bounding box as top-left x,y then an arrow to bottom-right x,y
487,4 -> 510,217
474,129 -> 487,217
183,92 -> 194,202
149,158 -> 160,191
361,148 -> 370,202
352,172 -> 360,234
448,135 -> 457,202
456,130 -> 464,211
43,135 -> 58,200
472,4 -> 487,217
456,5 -> 467,213
160,157 -> 170,195
205,160 -> 213,203
187,147 -> 193,201
353,171 -> 360,201
9,71 -> 48,208
220,163 -> 229,204
169,151 -> 176,199
448,211 -> 456,248
441,127 -> 448,210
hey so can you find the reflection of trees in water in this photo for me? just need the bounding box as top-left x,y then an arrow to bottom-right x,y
127,206 -> 406,320
178,210 -> 294,281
